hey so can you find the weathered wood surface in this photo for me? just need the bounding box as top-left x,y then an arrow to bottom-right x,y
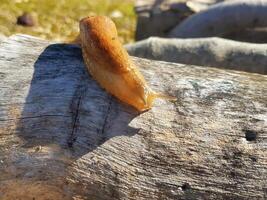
0,34 -> 267,200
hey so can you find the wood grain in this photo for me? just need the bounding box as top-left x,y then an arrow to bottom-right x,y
0,34 -> 266,200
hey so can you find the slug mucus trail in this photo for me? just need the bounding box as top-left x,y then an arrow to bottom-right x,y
79,16 -> 175,112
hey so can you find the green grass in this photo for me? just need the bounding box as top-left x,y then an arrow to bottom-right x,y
0,0 -> 136,44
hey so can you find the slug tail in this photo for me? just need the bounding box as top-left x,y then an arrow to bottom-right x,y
152,92 -> 177,101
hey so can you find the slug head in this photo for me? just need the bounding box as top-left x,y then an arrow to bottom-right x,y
79,16 -> 131,74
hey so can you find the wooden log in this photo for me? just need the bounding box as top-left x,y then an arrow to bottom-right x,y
169,0 -> 267,38
126,37 -> 267,74
134,0 -> 194,40
0,34 -> 266,200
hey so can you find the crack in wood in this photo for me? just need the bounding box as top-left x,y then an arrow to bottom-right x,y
68,95 -> 82,148
98,95 -> 113,146
68,84 -> 86,148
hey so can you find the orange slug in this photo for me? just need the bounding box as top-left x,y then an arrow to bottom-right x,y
79,16 -> 174,112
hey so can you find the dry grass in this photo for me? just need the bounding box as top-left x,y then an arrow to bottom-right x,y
0,0 -> 136,43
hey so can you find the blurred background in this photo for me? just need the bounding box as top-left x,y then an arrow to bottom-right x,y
0,0 -> 136,44
1,0 -> 267,44
1,0 -> 266,74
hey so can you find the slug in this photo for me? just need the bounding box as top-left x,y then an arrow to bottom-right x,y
79,16 -> 174,112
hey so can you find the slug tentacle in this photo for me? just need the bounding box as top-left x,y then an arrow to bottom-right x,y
79,16 -> 175,112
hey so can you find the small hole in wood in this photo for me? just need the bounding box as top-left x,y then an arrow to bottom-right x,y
244,130 -> 257,141
253,18 -> 259,25
207,25 -> 214,32
181,183 -> 191,191
250,155 -> 257,162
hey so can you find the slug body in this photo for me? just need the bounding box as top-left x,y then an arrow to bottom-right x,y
79,16 -> 168,111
